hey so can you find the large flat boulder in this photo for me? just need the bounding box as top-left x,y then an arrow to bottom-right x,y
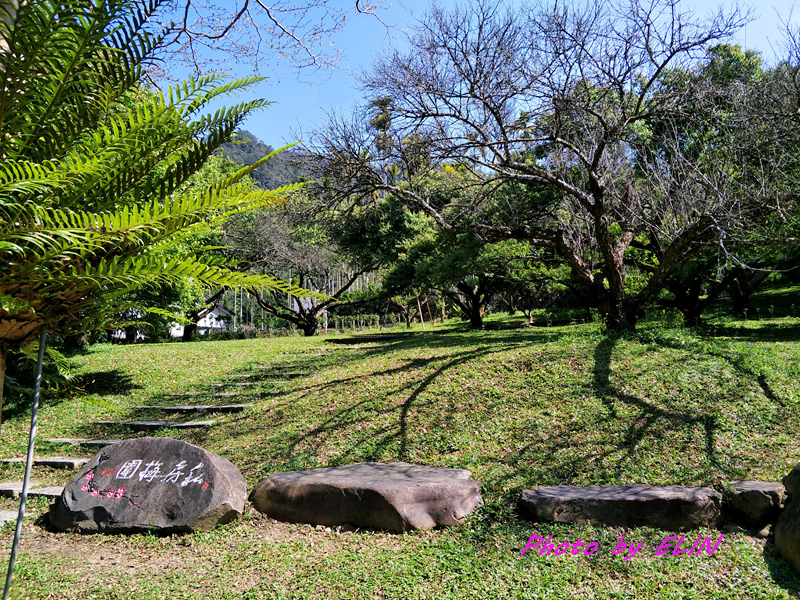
249,462 -> 482,533
49,437 -> 246,533
519,484 -> 722,530
723,481 -> 785,528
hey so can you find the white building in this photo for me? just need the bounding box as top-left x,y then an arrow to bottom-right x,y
169,305 -> 234,338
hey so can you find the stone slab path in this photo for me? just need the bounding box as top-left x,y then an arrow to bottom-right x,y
94,420 -> 217,430
0,482 -> 39,499
45,439 -> 122,448
0,457 -> 89,469
28,486 -> 64,499
0,510 -> 29,526
134,404 -> 249,414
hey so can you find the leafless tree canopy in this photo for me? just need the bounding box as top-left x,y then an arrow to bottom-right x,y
151,0 -> 389,75
305,0 -> 800,329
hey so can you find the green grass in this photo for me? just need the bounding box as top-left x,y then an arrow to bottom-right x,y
2,295 -> 800,599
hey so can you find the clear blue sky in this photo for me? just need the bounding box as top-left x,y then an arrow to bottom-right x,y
198,0 -> 799,147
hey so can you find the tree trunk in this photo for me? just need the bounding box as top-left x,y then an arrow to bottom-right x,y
124,324 -> 137,344
182,321 -> 198,341
730,270 -> 770,317
0,347 -> 6,434
469,308 -> 484,329
300,318 -> 318,336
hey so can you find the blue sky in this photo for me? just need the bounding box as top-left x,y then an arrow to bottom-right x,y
201,0 -> 799,147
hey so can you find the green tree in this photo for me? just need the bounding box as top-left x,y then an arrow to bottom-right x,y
0,0 -> 308,425
310,1 -> 800,331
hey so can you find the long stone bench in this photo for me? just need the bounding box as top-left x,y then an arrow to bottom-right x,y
250,462 -> 482,533
519,484 -> 722,530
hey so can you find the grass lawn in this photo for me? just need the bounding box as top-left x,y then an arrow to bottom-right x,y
2,296 -> 800,599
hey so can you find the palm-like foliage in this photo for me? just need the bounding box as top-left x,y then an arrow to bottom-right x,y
0,0 -> 309,420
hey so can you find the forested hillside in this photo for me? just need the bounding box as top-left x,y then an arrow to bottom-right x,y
218,130 -> 305,189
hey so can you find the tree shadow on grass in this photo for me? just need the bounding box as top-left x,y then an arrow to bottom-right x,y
704,322 -> 800,343
591,334 -> 721,470
491,332 -> 731,499
764,541 -> 800,597
80,370 -> 143,397
230,335 -> 545,479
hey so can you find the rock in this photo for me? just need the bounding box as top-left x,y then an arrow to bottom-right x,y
49,437 -> 246,533
784,463 -> 800,498
249,462 -> 482,533
722,481 -> 785,528
776,462 -> 800,571
776,500 -> 800,571
756,524 -> 772,539
519,484 -> 722,530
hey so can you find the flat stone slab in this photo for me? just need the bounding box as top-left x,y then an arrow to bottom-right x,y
29,486 -> 64,499
519,485 -> 722,530
94,420 -> 216,430
170,420 -> 217,429
210,383 -> 255,387
0,510 -> 29,526
0,482 -> 39,499
81,440 -> 123,448
94,420 -> 170,431
723,481 -> 785,528
1,457 -> 89,469
135,405 -> 248,414
36,457 -> 90,469
49,437 -> 246,534
250,462 -> 482,533
47,438 -> 123,448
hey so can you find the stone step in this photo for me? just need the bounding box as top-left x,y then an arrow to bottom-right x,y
28,486 -> 64,499
81,440 -> 123,448
135,404 -> 249,414
94,420 -> 216,430
0,481 -> 39,499
46,438 -> 87,445
210,382 -> 256,387
46,438 -> 123,449
0,457 -> 89,469
94,420 -> 169,431
168,391 -> 239,398
171,420 -> 217,429
0,510 -> 29,526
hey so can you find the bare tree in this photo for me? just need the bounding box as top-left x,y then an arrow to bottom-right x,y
224,203 -> 378,335
307,0 -> 800,330
151,0 -> 392,75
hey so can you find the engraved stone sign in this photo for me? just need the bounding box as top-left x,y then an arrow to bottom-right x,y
49,438 -> 246,533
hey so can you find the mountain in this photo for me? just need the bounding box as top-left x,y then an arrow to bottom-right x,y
218,130 -> 306,189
